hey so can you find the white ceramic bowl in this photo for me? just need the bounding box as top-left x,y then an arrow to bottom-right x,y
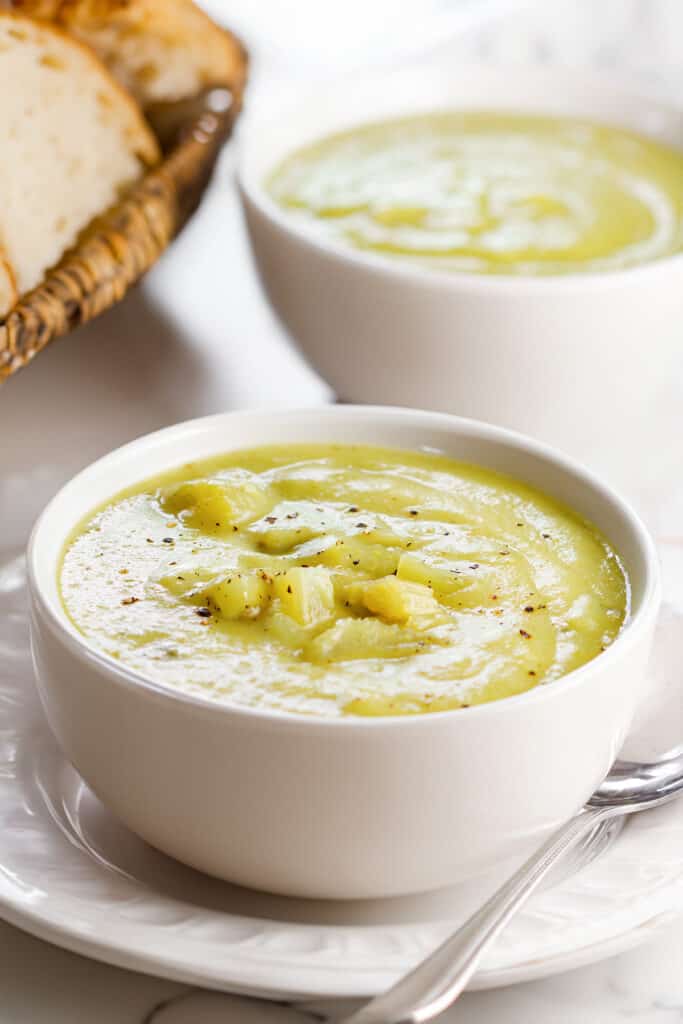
28,406 -> 660,900
238,65 -> 683,490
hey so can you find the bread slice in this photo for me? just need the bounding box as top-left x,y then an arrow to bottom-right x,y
0,12 -> 159,315
4,0 -> 247,107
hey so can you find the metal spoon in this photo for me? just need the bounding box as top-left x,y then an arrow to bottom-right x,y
242,751 -> 683,1024
336,750 -> 683,1024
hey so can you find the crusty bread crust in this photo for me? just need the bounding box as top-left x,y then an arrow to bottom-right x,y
0,255 -> 18,319
3,0 -> 247,106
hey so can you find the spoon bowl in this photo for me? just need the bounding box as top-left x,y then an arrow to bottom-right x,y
588,753 -> 683,809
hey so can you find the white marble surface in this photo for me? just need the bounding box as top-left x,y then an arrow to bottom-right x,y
2,0 -> 683,1020
3,914 -> 683,1023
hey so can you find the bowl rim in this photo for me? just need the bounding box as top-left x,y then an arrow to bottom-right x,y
28,404 -> 662,731
237,61 -> 683,293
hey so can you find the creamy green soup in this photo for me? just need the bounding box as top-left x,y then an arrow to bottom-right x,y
268,113 -> 683,275
60,445 -> 628,717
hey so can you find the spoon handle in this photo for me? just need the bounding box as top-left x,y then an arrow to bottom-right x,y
340,804 -> 612,1024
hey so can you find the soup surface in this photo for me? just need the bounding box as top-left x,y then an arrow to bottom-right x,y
60,444 -> 628,717
268,112 -> 683,275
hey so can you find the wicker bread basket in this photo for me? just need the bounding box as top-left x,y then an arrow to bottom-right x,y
0,45 -> 247,381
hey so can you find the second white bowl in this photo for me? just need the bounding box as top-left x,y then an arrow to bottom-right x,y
238,65 -> 683,490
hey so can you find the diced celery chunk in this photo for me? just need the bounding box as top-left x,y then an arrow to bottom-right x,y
339,579 -> 369,610
204,570 -> 272,620
250,525 -> 318,553
306,617 -> 428,662
248,502 -> 346,553
156,566 -> 219,599
161,477 -> 271,532
317,538 -> 400,577
273,566 -> 335,626
331,571 -> 364,607
265,610 -> 315,650
397,551 -> 464,594
361,575 -> 440,623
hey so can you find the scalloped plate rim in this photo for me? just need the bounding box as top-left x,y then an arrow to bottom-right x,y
1,878 -> 683,1000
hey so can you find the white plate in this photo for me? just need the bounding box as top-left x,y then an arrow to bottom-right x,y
1,553 -> 683,1001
